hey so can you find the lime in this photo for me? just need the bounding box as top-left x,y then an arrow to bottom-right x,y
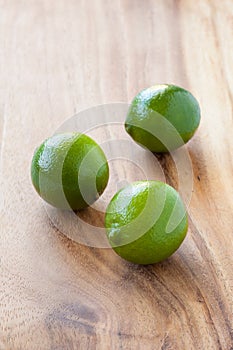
31,132 -> 109,210
105,181 -> 188,265
125,84 -> 201,153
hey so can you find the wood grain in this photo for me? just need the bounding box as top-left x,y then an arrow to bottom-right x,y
0,0 -> 233,349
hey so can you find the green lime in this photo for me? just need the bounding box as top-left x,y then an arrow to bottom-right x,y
31,132 -> 109,210
125,84 -> 201,153
105,181 -> 188,265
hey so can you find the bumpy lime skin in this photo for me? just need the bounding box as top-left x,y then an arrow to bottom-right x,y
125,84 -> 201,153
105,181 -> 188,265
31,132 -> 109,210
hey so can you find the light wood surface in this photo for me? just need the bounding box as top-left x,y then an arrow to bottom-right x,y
0,1 -> 233,349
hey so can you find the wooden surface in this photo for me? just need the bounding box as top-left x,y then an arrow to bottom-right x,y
0,1 -> 233,349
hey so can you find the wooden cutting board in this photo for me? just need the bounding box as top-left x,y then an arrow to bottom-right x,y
0,1 -> 232,349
